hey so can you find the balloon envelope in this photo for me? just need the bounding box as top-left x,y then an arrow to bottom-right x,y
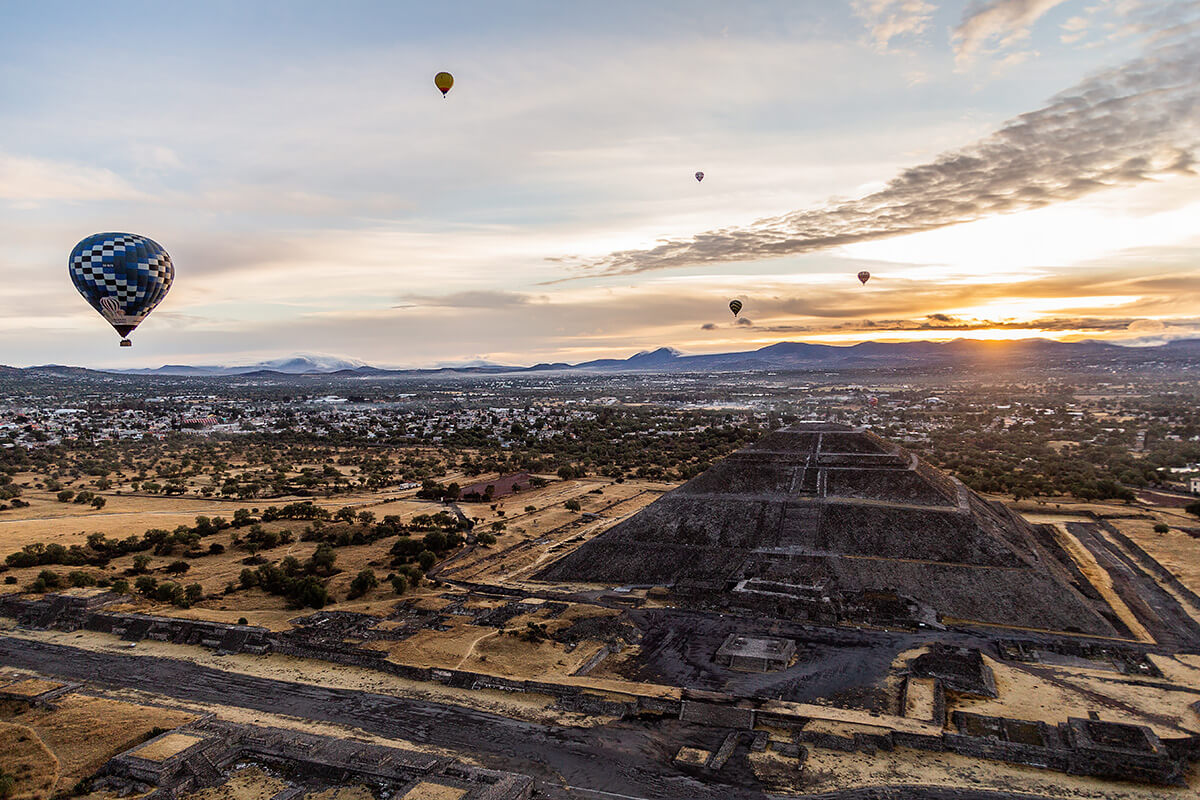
69,232 -> 173,343
435,72 -> 454,95
857,270 -> 870,285
695,171 -> 704,182
729,299 -> 742,316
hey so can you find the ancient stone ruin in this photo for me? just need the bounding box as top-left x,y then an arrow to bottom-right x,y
537,422 -> 1116,635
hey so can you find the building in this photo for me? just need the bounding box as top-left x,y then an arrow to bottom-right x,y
714,634 -> 795,673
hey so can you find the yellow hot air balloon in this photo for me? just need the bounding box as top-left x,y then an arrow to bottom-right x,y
435,72 -> 454,97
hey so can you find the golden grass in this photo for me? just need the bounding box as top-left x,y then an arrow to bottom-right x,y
183,767 -> 287,800
5,693 -> 197,794
399,783 -> 467,800
0,679 -> 63,698
0,721 -> 58,800
1050,524 -> 1154,643
130,733 -> 203,762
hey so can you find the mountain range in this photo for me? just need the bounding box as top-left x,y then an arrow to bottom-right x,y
9,338 -> 1200,378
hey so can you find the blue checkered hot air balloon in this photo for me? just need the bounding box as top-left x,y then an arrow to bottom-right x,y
69,233 -> 174,346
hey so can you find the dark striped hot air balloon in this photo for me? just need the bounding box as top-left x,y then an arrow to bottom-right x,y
857,270 -> 871,285
729,299 -> 742,317
69,233 -> 174,347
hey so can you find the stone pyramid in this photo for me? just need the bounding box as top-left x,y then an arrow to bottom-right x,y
536,422 -> 1118,635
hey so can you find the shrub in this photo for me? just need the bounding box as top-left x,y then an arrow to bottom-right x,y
417,550 -> 436,571
165,560 -> 190,575
34,569 -> 63,591
68,570 -> 96,587
1154,523 -> 1170,534
564,498 -> 581,512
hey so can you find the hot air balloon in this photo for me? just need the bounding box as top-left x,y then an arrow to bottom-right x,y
695,171 -> 704,183
857,270 -> 870,285
868,395 -> 879,407
729,299 -> 742,317
434,72 -> 454,97
69,233 -> 174,347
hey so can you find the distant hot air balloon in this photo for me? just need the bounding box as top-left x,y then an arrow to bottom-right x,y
69,233 -> 174,347
857,270 -> 870,285
868,395 -> 879,407
695,171 -> 704,183
434,72 -> 454,97
729,299 -> 742,317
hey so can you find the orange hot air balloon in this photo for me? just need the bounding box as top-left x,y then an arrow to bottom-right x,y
434,72 -> 454,97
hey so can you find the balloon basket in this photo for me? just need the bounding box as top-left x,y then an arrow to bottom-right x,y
119,339 -> 132,347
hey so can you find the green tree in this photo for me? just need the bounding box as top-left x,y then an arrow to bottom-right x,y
348,568 -> 378,599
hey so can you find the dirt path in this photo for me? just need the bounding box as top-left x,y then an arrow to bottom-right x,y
455,629 -> 499,669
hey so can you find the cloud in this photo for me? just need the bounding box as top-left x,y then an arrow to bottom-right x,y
585,8 -> 1200,276
397,290 -> 535,309
852,0 -> 936,51
700,322 -> 718,330
735,317 -> 753,326
0,153 -> 143,203
952,0 -> 1071,66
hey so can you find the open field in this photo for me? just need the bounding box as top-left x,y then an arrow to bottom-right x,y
0,720 -> 57,800
0,691 -> 196,796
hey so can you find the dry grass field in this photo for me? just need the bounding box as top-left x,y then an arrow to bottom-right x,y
946,655 -> 1200,738
183,767 -> 287,800
0,720 -> 58,800
782,743 -> 1200,799
0,690 -> 196,795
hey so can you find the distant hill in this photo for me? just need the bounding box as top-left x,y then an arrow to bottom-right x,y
7,339 -> 1200,378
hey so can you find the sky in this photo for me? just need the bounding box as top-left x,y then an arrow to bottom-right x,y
1,0 -> 1198,368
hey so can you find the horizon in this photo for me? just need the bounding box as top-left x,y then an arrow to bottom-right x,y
8,334 -> 1197,374
2,1 -> 1198,368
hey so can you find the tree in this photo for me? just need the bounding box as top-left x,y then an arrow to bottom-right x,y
565,498 -> 581,512
1187,501 -> 1200,519
111,578 -> 130,595
348,568 -> 378,599
135,575 -> 158,596
423,530 -> 447,553
131,555 -> 152,574
309,542 -> 337,573
185,583 -> 203,604
418,550 -> 436,571
335,507 -> 358,524
165,560 -> 190,575
389,573 -> 407,594
356,511 -> 376,527
56,489 -> 75,502
1154,523 -> 1170,534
